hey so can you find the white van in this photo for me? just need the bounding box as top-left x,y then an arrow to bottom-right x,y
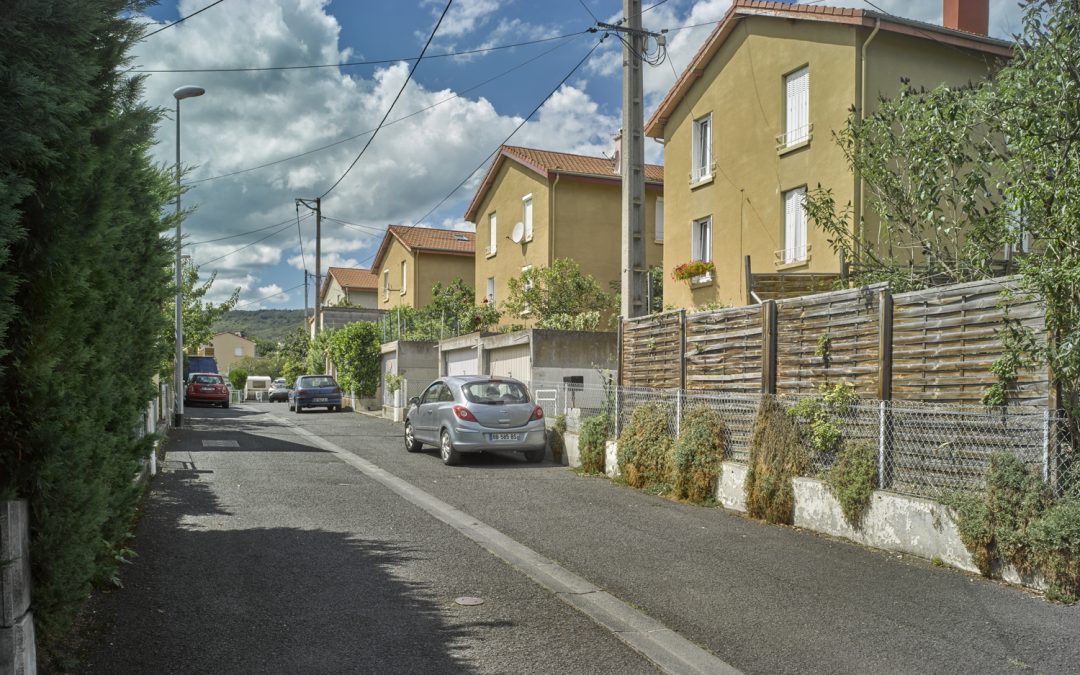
244,375 -> 272,401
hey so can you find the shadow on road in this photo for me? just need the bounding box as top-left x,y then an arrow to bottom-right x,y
75,459 -> 484,673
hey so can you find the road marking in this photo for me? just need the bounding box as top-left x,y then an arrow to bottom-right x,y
270,413 -> 740,675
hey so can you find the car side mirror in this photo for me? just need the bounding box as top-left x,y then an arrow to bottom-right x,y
408,397 -> 420,407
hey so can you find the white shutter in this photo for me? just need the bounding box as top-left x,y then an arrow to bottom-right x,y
783,187 -> 807,262
486,276 -> 495,303
655,198 -> 664,242
785,67 -> 809,145
489,213 -> 497,253
523,195 -> 533,240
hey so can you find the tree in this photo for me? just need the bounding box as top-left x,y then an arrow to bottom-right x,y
173,258 -> 240,355
326,322 -> 381,396
502,258 -> 615,330
380,278 -> 500,342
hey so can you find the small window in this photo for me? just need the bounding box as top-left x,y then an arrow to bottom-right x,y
522,194 -> 533,240
782,187 -> 808,263
655,198 -> 664,243
488,212 -> 497,255
486,276 -> 496,304
783,66 -> 810,147
692,114 -> 712,182
233,346 -> 244,357
692,217 -> 712,263
383,270 -> 390,301
521,266 -> 533,315
400,260 -> 407,295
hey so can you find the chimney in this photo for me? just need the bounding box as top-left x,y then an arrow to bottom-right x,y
612,130 -> 622,176
943,0 -> 988,37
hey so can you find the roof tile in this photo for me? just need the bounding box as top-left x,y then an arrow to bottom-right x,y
326,267 -> 378,290
389,225 -> 475,254
502,145 -> 664,183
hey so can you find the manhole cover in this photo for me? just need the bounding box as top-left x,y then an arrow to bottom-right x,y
202,440 -> 239,447
454,596 -> 484,606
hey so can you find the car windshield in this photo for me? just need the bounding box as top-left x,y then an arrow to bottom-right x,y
300,377 -> 336,388
192,375 -> 224,385
461,380 -> 530,405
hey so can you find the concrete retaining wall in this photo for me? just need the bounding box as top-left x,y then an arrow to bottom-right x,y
1,500 -> 35,674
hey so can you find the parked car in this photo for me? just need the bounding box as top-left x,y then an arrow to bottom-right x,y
185,372 -> 229,408
271,378 -> 287,389
404,376 -> 546,465
268,383 -> 290,402
288,374 -> 342,412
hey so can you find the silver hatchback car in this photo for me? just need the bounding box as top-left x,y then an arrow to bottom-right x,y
404,376 -> 547,465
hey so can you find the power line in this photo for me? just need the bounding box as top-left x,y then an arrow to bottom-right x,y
356,35 -> 606,269
576,0 -> 600,23
184,212 -> 311,246
142,0 -> 226,39
296,204 -> 308,275
194,221 -> 296,266
232,282 -> 306,310
322,216 -> 387,235
188,35 -> 583,185
131,31 -> 587,73
319,0 -> 454,200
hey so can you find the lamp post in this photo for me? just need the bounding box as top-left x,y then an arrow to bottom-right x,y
173,85 -> 205,428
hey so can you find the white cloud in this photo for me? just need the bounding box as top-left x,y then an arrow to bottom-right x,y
256,284 -> 291,305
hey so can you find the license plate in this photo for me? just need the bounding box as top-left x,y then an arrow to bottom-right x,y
314,397 -> 328,403
490,433 -> 520,441
201,387 -> 215,392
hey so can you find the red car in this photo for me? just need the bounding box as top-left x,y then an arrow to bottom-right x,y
185,373 -> 230,408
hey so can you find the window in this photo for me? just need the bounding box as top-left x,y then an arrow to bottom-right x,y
486,276 -> 496,304
488,212 -> 497,255
522,194 -> 533,241
383,270 -> 390,301
691,217 -> 712,263
521,265 -> 533,314
783,66 -> 810,147
233,346 -> 244,357
783,187 -> 808,264
691,114 -> 712,182
204,347 -> 215,356
400,261 -> 407,295
655,198 -> 665,242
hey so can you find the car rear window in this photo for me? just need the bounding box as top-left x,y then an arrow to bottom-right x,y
192,375 -> 224,385
462,381 -> 530,405
300,376 -> 337,388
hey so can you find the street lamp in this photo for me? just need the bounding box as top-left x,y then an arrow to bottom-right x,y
173,85 -> 205,428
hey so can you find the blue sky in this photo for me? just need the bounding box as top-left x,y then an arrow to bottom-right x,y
132,0 -> 1022,311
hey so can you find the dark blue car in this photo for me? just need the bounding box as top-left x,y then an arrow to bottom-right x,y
289,374 -> 343,413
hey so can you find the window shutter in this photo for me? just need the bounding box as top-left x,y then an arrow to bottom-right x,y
489,213 -> 497,252
655,198 -> 664,242
785,67 -> 809,144
523,196 -> 533,239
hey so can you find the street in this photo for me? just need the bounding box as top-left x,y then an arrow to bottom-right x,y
76,403 -> 1080,674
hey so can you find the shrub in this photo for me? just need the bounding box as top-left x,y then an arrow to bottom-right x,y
745,396 -> 807,524
1029,499 -> 1080,600
229,368 -> 248,391
825,442 -> 878,528
326,321 -> 380,397
579,412 -> 610,474
549,414 -> 567,463
787,383 -> 857,462
672,405 -> 726,504
617,402 -> 674,490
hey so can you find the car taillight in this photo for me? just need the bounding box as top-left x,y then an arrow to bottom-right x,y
296,388 -> 305,396
453,405 -> 476,421
530,405 -> 544,421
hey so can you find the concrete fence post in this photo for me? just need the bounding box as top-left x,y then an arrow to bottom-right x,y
878,401 -> 887,489
1,499 -> 36,675
675,388 -> 682,438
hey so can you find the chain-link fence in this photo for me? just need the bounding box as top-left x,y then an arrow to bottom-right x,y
531,380 -> 1077,501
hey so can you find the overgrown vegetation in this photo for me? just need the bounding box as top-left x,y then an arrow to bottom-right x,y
174,259 -> 239,355
617,403 -> 675,491
380,278 -> 500,342
549,414 -> 567,464
947,453 -> 1080,602
672,405 -> 726,504
326,322 -> 381,397
825,442 -> 878,528
578,412 -> 611,474
503,258 -> 615,330
745,396 -> 808,524
981,301 -> 1040,406
788,383 -> 858,461
0,2 -> 177,663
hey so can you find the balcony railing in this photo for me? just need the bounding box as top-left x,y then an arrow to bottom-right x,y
776,123 -> 813,151
775,243 -> 810,266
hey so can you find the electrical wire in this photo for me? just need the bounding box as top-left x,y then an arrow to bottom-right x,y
194,221 -> 296,266
184,212 -> 311,246
576,0 -> 600,23
296,204 -> 308,275
319,0 -> 453,200
322,216 -> 387,235
355,36 -> 606,269
188,34 -> 584,186
131,31 -> 588,73
142,0 -> 226,39
232,282 -> 306,310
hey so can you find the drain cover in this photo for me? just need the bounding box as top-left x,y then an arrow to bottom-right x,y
454,596 -> 484,606
202,440 -> 239,447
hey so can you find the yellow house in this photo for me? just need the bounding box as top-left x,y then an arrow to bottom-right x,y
320,267 -> 378,308
196,332 -> 256,374
371,225 -> 475,309
645,0 -> 1011,308
464,144 -> 663,326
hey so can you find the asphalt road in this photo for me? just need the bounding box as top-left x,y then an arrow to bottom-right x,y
77,401 -> 1080,674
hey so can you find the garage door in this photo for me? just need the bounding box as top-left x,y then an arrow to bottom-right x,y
444,348 -> 477,377
487,344 -> 530,385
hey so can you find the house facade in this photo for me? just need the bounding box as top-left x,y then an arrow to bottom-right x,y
371,225 -> 475,309
321,267 -> 378,309
464,145 -> 664,326
646,0 -> 1010,308
196,332 -> 257,374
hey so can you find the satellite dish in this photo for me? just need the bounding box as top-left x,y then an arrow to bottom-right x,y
510,222 -> 525,244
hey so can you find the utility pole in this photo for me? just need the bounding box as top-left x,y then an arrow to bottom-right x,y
303,270 -> 309,320
601,2 -> 662,319
295,197 -> 322,333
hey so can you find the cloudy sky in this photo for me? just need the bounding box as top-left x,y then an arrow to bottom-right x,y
134,0 -> 1024,309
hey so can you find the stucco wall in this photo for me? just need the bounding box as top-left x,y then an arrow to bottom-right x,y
415,251 -> 474,308
377,237 -> 414,310
207,332 -> 257,374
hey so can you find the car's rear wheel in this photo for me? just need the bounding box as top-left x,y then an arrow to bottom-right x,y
222,400 -> 229,409
440,429 -> 461,466
295,403 -> 303,413
405,422 -> 422,452
524,448 -> 545,463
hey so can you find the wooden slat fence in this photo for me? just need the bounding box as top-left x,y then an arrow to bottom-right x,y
619,310 -> 682,389
685,305 -> 762,393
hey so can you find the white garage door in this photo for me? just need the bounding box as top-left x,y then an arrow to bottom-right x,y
487,344 -> 530,386
444,348 -> 478,377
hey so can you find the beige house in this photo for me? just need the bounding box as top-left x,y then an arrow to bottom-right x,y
464,144 -> 663,326
371,225 -> 475,309
320,267 -> 378,308
645,0 -> 1010,308
196,332 -> 256,374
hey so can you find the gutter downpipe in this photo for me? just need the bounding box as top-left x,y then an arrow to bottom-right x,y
856,18 -> 881,268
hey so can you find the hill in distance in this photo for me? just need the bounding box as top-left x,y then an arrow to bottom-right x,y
211,309 -> 308,344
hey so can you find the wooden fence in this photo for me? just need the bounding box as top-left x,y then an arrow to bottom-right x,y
619,276 -> 1049,407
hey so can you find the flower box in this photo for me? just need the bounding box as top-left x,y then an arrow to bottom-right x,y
672,260 -> 716,282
